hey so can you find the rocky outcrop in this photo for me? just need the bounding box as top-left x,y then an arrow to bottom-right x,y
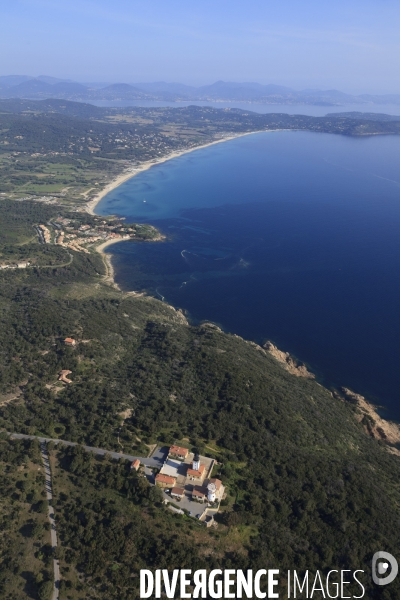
263,341 -> 315,379
201,322 -> 222,331
341,387 -> 400,444
175,308 -> 188,325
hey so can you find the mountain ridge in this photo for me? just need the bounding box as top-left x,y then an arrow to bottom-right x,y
1,76 -> 400,105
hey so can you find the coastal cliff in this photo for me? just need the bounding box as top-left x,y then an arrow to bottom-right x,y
340,387 -> 400,445
263,341 -> 315,379
264,340 -> 400,449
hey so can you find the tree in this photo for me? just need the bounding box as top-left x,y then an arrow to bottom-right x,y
38,579 -> 53,600
148,485 -> 163,503
36,500 -> 48,514
32,523 -> 44,538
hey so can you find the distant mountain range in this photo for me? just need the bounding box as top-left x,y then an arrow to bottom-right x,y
0,75 -> 399,106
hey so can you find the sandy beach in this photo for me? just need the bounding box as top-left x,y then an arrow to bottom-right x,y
95,239 -> 121,289
86,130 -> 263,216
94,234 -> 165,292
89,129 -> 266,293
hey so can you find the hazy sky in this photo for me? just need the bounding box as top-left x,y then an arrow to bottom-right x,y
2,0 -> 400,93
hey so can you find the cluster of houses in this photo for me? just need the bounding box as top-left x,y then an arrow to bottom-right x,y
155,445 -> 225,506
50,216 -> 139,253
31,215 -> 140,254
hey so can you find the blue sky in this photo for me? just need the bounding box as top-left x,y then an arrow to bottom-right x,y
1,0 -> 400,93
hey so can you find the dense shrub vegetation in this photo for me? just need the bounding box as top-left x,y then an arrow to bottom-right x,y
1,128 -> 400,597
0,438 -> 54,600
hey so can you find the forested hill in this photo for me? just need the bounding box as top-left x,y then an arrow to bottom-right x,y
1,199 -> 400,598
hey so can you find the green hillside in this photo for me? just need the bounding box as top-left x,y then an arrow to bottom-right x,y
0,198 -> 400,599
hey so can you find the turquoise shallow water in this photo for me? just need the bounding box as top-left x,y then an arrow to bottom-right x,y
96,131 -> 400,419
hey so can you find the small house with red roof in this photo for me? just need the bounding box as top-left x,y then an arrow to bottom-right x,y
168,445 -> 189,460
155,473 -> 177,488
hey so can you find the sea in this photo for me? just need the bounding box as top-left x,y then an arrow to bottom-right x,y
90,99 -> 400,117
95,129 -> 400,420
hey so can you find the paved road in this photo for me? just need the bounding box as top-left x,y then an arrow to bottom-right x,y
40,442 -> 60,600
9,432 -> 167,468
7,432 -> 168,597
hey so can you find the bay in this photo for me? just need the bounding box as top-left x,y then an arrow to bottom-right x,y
96,131 -> 400,419
90,99 -> 400,117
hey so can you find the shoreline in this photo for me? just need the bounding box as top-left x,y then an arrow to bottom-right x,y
95,239 -> 120,290
86,130 -> 265,216
88,129 -> 268,294
88,128 -> 293,289
95,235 -> 400,444
88,134 -> 400,441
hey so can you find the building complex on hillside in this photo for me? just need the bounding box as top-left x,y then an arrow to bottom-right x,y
156,446 -> 225,509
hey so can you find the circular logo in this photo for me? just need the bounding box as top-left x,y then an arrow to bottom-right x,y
372,552 -> 398,586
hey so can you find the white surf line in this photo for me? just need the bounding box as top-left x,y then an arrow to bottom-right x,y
40,442 -> 60,600
323,158 -> 400,188
371,174 -> 400,187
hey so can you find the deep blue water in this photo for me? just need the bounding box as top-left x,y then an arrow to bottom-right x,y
96,131 -> 400,419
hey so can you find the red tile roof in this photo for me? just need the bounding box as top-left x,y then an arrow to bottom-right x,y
169,445 -> 189,457
170,487 -> 185,496
187,463 -> 205,478
155,474 -> 176,485
131,459 -> 140,470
